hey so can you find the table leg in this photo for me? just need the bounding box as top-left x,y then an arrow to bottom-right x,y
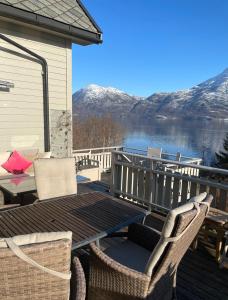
141,216 -> 146,225
20,193 -> 25,206
191,235 -> 198,250
216,230 -> 224,262
96,239 -> 100,248
0,190 -> 5,205
204,224 -> 210,242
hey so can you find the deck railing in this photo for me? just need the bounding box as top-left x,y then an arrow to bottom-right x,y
123,147 -> 202,163
122,147 -> 202,176
111,150 -> 228,212
73,146 -> 202,174
73,146 -> 123,172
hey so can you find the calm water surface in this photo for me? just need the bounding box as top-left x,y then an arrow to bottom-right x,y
123,119 -> 228,165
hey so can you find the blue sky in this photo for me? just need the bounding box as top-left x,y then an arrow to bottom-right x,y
72,0 -> 228,96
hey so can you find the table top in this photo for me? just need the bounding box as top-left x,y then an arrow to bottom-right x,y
0,192 -> 148,249
206,207 -> 228,226
0,175 -> 36,196
0,175 -> 88,196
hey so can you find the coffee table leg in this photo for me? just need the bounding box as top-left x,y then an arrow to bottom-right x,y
0,190 -> 5,205
216,230 -> 223,262
20,193 -> 25,206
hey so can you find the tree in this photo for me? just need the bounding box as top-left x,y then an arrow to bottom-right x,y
215,133 -> 228,169
73,114 -> 124,150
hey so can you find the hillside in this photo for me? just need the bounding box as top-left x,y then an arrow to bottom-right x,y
73,84 -> 143,119
73,68 -> 228,120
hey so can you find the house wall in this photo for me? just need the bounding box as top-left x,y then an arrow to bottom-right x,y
0,18 -> 72,157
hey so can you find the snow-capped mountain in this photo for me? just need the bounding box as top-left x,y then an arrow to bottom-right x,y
73,69 -> 228,120
131,68 -> 228,120
73,84 -> 143,118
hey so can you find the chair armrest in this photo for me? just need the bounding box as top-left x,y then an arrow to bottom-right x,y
128,223 -> 161,252
70,257 -> 86,300
89,243 -> 150,298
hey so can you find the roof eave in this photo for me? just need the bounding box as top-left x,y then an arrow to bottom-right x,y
0,3 -> 102,45
77,0 -> 103,34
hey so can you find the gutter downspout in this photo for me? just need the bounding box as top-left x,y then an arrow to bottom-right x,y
0,33 -> 50,152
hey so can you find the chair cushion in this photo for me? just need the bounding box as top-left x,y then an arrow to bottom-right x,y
104,240 -> 151,273
0,231 -> 72,248
24,152 -> 52,176
37,151 -> 52,159
0,152 -> 11,176
34,157 -> 77,200
1,150 -> 32,174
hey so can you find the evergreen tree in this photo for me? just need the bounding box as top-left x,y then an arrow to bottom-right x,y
215,133 -> 228,169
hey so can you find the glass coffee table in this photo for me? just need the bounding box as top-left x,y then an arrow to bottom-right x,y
0,175 -> 36,198
0,174 -> 88,198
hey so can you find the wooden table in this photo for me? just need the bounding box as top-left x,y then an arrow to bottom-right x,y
204,207 -> 228,262
0,192 -> 148,250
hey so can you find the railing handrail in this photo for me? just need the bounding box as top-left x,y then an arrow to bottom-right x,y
74,151 -> 112,156
114,159 -> 228,190
123,147 -> 202,162
72,146 -> 123,153
73,146 -> 202,163
113,150 -> 228,176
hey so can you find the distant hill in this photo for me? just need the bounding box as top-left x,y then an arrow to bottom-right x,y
73,68 -> 228,120
72,84 -> 143,119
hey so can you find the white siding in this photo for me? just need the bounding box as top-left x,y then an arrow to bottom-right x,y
0,19 -> 72,154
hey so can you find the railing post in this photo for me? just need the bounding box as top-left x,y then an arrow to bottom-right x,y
148,159 -> 154,212
110,152 -> 115,196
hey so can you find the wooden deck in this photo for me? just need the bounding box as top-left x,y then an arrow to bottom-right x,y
78,179 -> 228,300
8,176 -> 228,300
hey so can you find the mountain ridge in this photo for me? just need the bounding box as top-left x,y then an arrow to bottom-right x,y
73,68 -> 228,120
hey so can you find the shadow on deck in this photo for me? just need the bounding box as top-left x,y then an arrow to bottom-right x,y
78,178 -> 228,300
16,175 -> 228,300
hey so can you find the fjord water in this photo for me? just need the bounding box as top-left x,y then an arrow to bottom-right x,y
123,119 -> 228,165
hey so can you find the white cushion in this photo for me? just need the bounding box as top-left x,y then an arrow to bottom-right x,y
34,158 -> 77,200
17,148 -> 39,157
0,152 -> 11,176
147,147 -> 162,158
24,151 -> 51,176
37,151 -> 52,159
105,240 -> 151,273
0,231 -> 72,248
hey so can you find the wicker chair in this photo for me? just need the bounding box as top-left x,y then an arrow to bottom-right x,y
147,147 -> 162,158
0,231 -> 86,300
88,193 -> 213,300
34,157 -> 77,201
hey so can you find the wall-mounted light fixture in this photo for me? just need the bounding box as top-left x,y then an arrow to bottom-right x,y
0,80 -> 14,89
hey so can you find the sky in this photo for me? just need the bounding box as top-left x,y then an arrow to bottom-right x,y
72,0 -> 228,97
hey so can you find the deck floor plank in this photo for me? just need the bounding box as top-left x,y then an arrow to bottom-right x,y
5,179 -> 228,300
78,180 -> 228,300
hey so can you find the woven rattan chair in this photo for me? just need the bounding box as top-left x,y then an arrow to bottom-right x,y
88,193 -> 213,300
34,157 -> 77,200
147,147 -> 162,158
0,231 -> 86,300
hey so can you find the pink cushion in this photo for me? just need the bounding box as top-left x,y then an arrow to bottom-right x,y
1,150 -> 32,174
